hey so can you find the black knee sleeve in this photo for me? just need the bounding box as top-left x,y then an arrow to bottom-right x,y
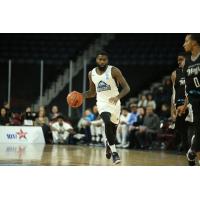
100,112 -> 117,145
100,112 -> 111,124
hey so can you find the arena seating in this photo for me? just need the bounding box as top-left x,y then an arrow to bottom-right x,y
0,34 -> 100,109
106,34 -> 185,66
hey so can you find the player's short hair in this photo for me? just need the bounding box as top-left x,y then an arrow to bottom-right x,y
96,51 -> 109,58
190,33 -> 200,45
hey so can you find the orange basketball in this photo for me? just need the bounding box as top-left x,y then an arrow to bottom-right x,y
67,91 -> 83,108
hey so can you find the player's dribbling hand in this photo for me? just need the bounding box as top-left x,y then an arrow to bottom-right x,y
109,96 -> 119,105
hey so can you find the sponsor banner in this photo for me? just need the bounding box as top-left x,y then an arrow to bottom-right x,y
0,126 -> 45,144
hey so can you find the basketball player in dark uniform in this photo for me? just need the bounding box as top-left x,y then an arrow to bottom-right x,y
171,53 -> 189,151
178,34 -> 200,165
82,52 -> 130,164
171,53 -> 189,152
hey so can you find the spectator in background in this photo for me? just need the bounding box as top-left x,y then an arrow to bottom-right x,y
77,109 -> 94,144
77,109 -> 93,125
35,109 -> 49,126
49,105 -> 60,122
39,106 -> 46,114
162,78 -> 172,104
22,107 -> 37,126
90,106 -> 105,145
127,104 -> 138,126
0,107 -> 10,125
153,86 -> 164,107
122,104 -> 138,148
128,107 -> 145,149
78,110 -> 90,131
159,104 -> 170,121
146,94 -> 156,110
51,115 -> 76,144
137,95 -> 147,108
35,109 -> 52,144
10,112 -> 22,126
135,106 -> 160,149
90,117 -> 105,145
92,105 -> 99,120
85,108 -> 95,121
3,101 -> 11,118
136,107 -> 145,126
116,107 -> 130,148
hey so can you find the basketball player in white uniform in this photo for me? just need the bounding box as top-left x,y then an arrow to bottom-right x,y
82,52 -> 130,164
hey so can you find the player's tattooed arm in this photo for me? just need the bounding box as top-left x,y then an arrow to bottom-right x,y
171,70 -> 177,120
82,71 -> 96,99
109,67 -> 130,104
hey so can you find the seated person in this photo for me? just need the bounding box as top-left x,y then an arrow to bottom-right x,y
35,109 -> 52,144
146,94 -> 156,110
127,104 -> 138,126
35,109 -> 49,126
116,107 -> 130,148
22,107 -> 37,126
90,117 -> 105,145
85,105 -> 105,144
135,106 -> 160,150
92,105 -> 99,120
51,115 -> 78,144
10,112 -> 22,126
77,109 -> 94,144
137,95 -> 148,108
3,101 -> 11,118
0,107 -> 10,125
127,107 -> 145,148
49,105 -> 61,123
159,104 -> 170,121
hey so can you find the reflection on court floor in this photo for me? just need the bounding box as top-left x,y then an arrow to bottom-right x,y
0,144 -> 45,165
0,144 -> 187,166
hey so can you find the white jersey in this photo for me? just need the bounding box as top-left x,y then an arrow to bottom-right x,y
91,65 -> 121,124
91,65 -> 119,104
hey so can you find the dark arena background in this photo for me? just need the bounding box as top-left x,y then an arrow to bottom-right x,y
0,33 -> 189,165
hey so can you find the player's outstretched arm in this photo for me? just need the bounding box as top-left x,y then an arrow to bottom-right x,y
82,71 -> 96,99
109,67 -> 130,104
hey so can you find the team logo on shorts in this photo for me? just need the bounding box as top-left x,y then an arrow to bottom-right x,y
97,81 -> 111,92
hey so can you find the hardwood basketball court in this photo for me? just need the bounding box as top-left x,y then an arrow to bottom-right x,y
0,144 -> 187,166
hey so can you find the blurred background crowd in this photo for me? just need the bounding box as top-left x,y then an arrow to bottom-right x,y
1,74 -> 190,153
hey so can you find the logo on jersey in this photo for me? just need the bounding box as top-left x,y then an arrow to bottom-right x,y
97,81 -> 111,92
179,78 -> 185,86
187,64 -> 200,76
